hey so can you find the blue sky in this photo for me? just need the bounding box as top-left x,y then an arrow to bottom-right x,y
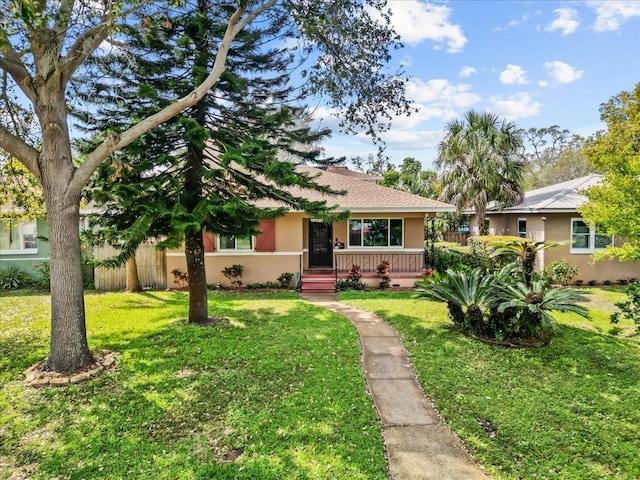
312,0 -> 640,168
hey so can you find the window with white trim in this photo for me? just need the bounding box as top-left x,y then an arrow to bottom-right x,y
517,219 -> 527,238
218,235 -> 253,251
570,219 -> 612,253
0,220 -> 38,254
348,219 -> 403,247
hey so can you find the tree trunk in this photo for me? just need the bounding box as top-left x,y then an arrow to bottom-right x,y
185,228 -> 209,323
38,78 -> 94,372
126,256 -> 142,292
473,205 -> 488,236
45,196 -> 94,371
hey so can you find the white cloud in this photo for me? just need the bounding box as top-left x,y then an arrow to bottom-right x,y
379,1 -> 467,53
587,0 -> 640,32
488,93 -> 542,120
545,8 -> 580,35
494,13 -> 531,31
379,129 -> 444,150
499,64 -> 528,85
544,61 -> 584,83
459,66 -> 477,78
407,78 -> 481,109
538,80 -> 549,88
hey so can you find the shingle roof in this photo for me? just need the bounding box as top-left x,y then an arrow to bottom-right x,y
325,166 -> 383,182
256,166 -> 455,213
486,174 -> 602,214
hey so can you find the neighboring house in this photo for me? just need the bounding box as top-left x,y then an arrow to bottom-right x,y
481,174 -> 639,282
0,217 -> 49,273
166,166 -> 455,291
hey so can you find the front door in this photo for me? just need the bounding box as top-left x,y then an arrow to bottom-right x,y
309,220 -> 333,267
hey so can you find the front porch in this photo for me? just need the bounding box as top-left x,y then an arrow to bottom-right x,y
300,252 -> 427,293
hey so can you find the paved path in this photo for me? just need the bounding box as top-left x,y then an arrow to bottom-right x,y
300,293 -> 489,480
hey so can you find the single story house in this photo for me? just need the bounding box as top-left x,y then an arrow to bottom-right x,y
481,174 -> 639,283
166,166 -> 455,291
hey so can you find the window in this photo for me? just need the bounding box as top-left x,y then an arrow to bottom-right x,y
517,219 -> 527,238
570,219 -> 612,253
348,219 -> 403,247
218,235 -> 253,251
0,220 -> 38,254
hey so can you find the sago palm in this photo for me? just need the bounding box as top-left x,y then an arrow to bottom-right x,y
497,278 -> 590,336
436,110 -> 525,235
416,268 -> 495,329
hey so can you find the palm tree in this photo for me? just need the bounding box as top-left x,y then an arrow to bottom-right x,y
436,110 -> 525,235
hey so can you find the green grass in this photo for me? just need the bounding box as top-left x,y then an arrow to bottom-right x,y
339,289 -> 640,480
0,290 -> 386,479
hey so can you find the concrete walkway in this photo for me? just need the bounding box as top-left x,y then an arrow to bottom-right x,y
300,293 -> 489,480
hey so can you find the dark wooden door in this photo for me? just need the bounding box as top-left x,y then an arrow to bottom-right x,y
309,221 -> 333,267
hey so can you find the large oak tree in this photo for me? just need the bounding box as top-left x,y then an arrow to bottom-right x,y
0,0 -> 412,372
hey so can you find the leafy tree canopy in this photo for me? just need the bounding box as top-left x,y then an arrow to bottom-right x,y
580,83 -> 640,262
381,157 -> 438,198
518,126 -> 593,189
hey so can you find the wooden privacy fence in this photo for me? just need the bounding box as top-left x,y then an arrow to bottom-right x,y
92,242 -> 167,291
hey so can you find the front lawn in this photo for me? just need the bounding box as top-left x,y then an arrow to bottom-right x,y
339,289 -> 640,480
0,290 -> 386,479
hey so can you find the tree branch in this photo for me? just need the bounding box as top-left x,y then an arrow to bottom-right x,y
53,0 -> 76,54
0,50 -> 36,101
0,125 -> 41,180
71,0 -> 277,194
60,16 -> 113,84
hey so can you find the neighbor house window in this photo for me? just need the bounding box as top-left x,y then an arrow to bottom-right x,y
517,219 -> 527,238
0,220 -> 38,254
348,219 -> 403,247
570,219 -> 612,253
218,235 -> 253,251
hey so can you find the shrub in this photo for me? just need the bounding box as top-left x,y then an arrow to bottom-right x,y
588,280 -> 598,286
429,246 -> 464,272
171,268 -> 188,288
277,272 -> 294,289
618,279 -> 629,286
543,260 -> 579,286
33,261 -> 51,289
347,264 -> 362,282
603,279 -> 613,286
574,279 -> 584,286
497,276 -> 590,339
376,260 -> 391,290
336,279 -> 368,291
0,267 -> 35,290
464,236 -> 515,273
222,264 -> 244,288
611,280 -> 640,333
416,264 -> 590,343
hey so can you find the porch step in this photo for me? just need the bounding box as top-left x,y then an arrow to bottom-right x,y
300,274 -> 336,293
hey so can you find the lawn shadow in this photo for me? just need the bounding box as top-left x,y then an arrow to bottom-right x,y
2,298 -> 385,479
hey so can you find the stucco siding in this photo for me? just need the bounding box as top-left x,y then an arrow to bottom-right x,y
167,252 -> 302,288
486,212 -> 639,282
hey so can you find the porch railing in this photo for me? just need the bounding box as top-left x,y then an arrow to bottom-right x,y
334,252 -> 426,274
